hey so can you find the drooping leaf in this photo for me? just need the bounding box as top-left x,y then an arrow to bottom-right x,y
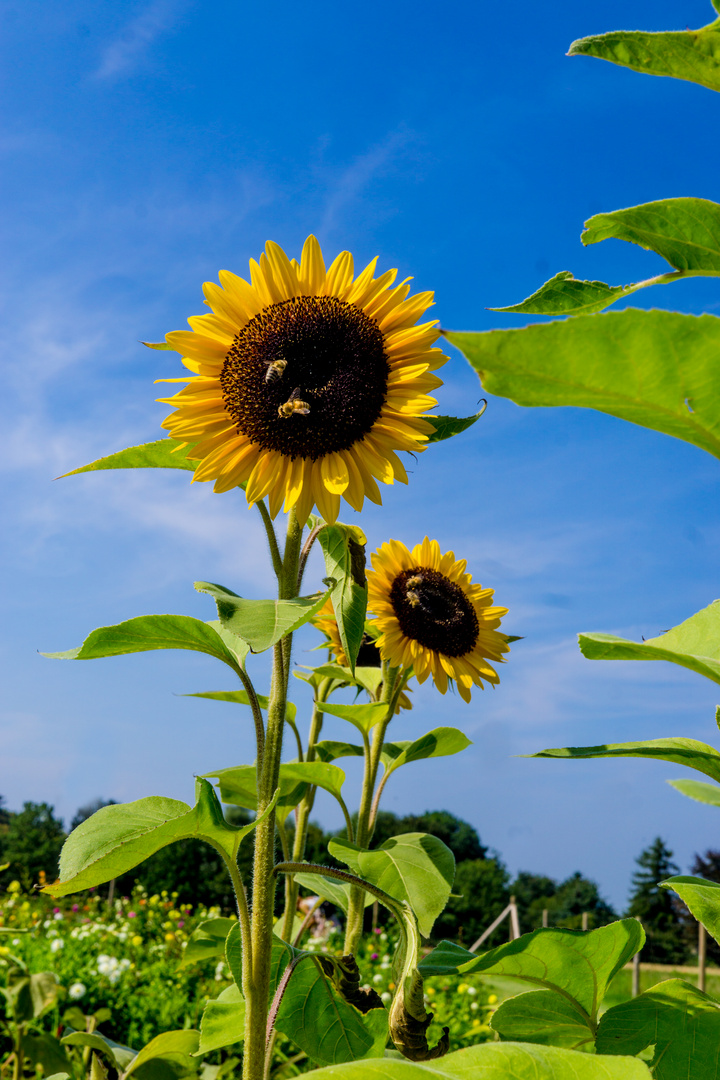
579,600 -> 720,685
42,615 -> 248,675
660,876 -> 720,947
419,920 -> 644,1024
425,409 -> 486,443
318,701 -> 389,735
183,690 -> 296,723
490,989 -> 595,1051
318,524 -> 368,674
179,917 -> 237,968
447,311 -> 720,460
568,8 -> 720,94
278,762 -> 347,801
329,833 -> 455,938
314,740 -> 365,764
58,439 -> 198,478
43,779 -> 274,896
124,1031 -> 200,1080
529,738 -> 720,784
195,581 -> 332,653
196,985 -> 245,1054
667,777 -> 720,807
300,1041 -> 652,1077
380,728 -> 472,783
596,978 -> 720,1079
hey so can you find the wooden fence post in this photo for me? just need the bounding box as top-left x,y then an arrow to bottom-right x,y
581,911 -> 588,931
542,909 -> 548,928
509,896 -> 521,940
632,952 -> 640,997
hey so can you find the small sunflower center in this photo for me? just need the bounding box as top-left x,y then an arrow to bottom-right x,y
220,295 -> 389,460
389,567 -> 479,658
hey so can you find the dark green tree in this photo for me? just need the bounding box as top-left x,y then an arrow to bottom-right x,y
432,856 -> 510,947
548,872 -> 617,929
682,849 -> 720,964
0,802 -> 65,890
627,837 -> 688,964
511,871 -> 558,929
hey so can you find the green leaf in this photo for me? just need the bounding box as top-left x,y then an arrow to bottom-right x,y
667,777 -> 720,806
294,873 -> 373,914
58,439 -> 198,478
314,741 -> 365,764
196,986 -> 245,1054
529,738 -> 720,784
42,614 -> 248,675
278,762 -> 347,801
582,198 -> 720,272
318,524 -> 368,674
596,979 -> 720,1079
183,690 -> 296,722
300,1042 -> 652,1077
274,956 -> 373,1065
29,972 -> 59,1017
61,1031 -> 136,1073
44,779 -> 273,896
419,920 -> 644,1023
380,728 -> 472,783
490,990 -> 596,1051
579,599 -> 720,684
660,876 -> 720,946
21,1034 -> 71,1077
206,761 -> 345,812
492,272 -> 631,316
329,833 -> 455,938
447,310 -> 720,460
568,10 -> 720,94
179,917 -> 237,969
195,582 -> 332,654
425,409 -> 486,443
317,701 -> 389,735
125,1031 -> 200,1080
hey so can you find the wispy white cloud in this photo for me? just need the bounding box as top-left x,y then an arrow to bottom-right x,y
94,0 -> 186,80
320,129 -> 418,237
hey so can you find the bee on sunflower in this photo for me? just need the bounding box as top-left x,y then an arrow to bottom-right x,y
156,236 -> 446,523
367,538 -> 509,702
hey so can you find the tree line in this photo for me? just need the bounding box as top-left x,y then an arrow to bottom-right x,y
0,795 -> 711,960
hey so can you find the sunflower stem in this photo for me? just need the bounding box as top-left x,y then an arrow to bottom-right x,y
256,499 -> 283,579
243,509 -> 302,1080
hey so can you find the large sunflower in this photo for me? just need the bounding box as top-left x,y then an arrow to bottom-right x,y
156,237 -> 446,523
367,538 -> 509,703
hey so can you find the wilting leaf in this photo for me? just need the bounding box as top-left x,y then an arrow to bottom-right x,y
318,524 -> 368,674
661,876 -> 720,947
529,738 -> 720,784
447,311 -> 720,460
58,439 -> 197,478
568,7 -> 720,95
579,600 -> 720,685
329,833 -> 455,938
596,979 -> 720,1079
667,777 -> 720,807
491,989 -> 595,1051
195,581 -> 332,653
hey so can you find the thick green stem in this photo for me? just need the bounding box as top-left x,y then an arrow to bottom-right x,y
243,510 -> 302,1080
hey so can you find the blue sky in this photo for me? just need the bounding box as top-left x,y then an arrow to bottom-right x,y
2,0 -> 719,912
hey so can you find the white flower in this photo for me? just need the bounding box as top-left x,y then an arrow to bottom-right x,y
380,962 -> 390,970
53,912 -> 64,921
381,992 -> 392,1004
50,939 -> 64,953
467,986 -> 477,996
69,983 -> 86,1000
372,974 -> 383,985
214,960 -> 226,982
12,939 -> 20,946
470,1001 -> 479,1011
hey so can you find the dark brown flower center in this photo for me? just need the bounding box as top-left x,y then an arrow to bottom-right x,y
220,295 -> 389,459
389,567 -> 479,657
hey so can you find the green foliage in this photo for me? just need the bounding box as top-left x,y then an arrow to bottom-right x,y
424,409 -> 486,443
661,875 -> 720,949
195,581 -> 332,653
317,523 -> 368,674
568,4 -> 720,94
667,777 -> 720,806
626,839 -> 687,965
379,729 -> 472,785
579,599 -> 720,685
530,737 -> 720,783
196,985 -> 245,1054
447,310 -> 720,461
317,701 -> 389,734
596,979 -> 720,1079
59,439 -> 198,478
432,858 -> 509,947
0,803 -> 65,890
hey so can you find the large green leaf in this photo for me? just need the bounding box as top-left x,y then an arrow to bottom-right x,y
44,779 -> 274,896
179,917 -> 237,968
58,439 -> 198,478
61,1031 -> 136,1073
578,600 -> 720,685
294,872 -> 374,914
596,979 -> 720,1079
667,777 -> 720,807
206,761 -> 344,811
195,581 -> 332,653
314,740 -> 365,764
183,690 -> 296,723
125,1031 -> 200,1080
661,876 -> 720,946
568,7 -> 720,94
425,409 -> 486,443
529,738 -> 720,784
21,1033 -> 70,1077
196,985 -> 245,1054
490,989 -> 595,1051
318,524 -> 368,674
380,729 -> 472,783
318,701 -> 389,735
492,272 -> 632,317
42,615 -> 249,675
329,834 -> 455,938
447,310 -> 720,460
301,1041 -> 651,1077
419,920 -> 644,1026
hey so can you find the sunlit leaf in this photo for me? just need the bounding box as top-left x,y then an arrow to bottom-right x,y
661,876 -> 720,947
583,197 -> 720,271
447,311 -> 720,460
425,409 -> 486,442
195,581 -> 332,654
318,701 -> 389,735
667,777 -> 720,807
61,1032 -> 135,1073
205,765 -> 306,812
179,918 -> 237,969
314,741 -> 365,764
490,990 -> 595,1050
492,272 -> 631,316
196,986 -> 244,1054
124,1031 -> 200,1080
318,523 -> 368,674
58,439 -> 198,478
380,728 -> 472,782
294,873 -> 373,914
274,957 -> 373,1065
529,738 -> 720,784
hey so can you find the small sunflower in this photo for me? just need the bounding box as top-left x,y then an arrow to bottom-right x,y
156,237 -> 446,523
367,538 -> 509,703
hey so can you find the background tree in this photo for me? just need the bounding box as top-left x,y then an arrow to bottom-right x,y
626,837 -> 689,964
71,797 -> 117,831
680,849 -> 720,964
433,856 -> 510,946
0,802 -> 65,890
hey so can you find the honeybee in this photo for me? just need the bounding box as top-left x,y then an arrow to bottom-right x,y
405,574 -> 423,607
278,388 -> 311,419
264,358 -> 287,383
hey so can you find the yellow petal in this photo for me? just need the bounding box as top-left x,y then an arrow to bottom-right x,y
320,452 -> 350,494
